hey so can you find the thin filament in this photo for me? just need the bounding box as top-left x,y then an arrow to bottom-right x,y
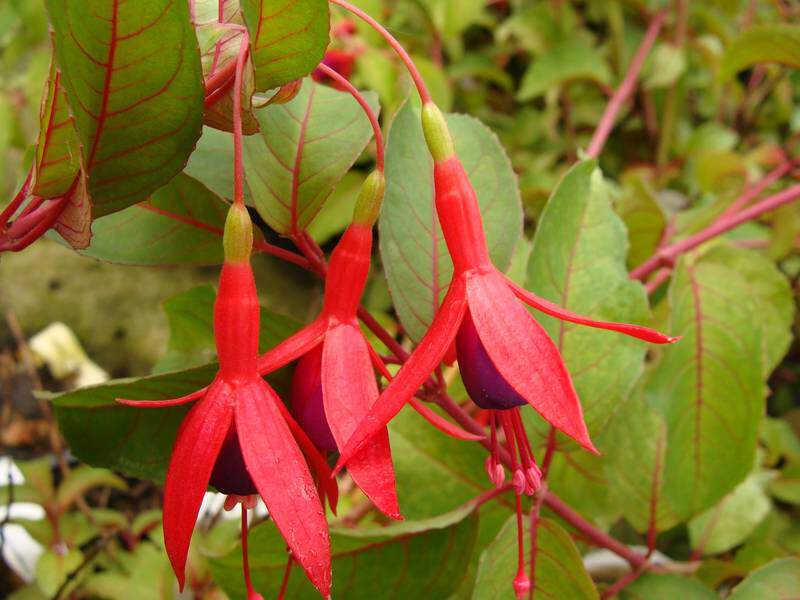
315,62 -> 385,171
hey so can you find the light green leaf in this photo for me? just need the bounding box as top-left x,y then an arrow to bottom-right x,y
244,79 -> 378,235
620,573 -> 717,599
79,174 -> 228,266
56,466 -> 126,510
210,510 -> 479,599
517,39 -> 611,101
645,257 -> 763,520
527,160 -> 652,438
46,0 -> 204,216
473,517 -> 598,600
769,465 -> 800,505
728,558 -> 800,600
380,101 -> 522,342
615,169 -> 667,271
642,44 -> 687,90
241,0 -> 329,92
721,25 -> 800,79
185,126 -> 237,201
35,548 -> 83,597
689,471 -> 773,555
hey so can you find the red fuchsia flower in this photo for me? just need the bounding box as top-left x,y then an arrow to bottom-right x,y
254,171 -> 481,519
312,49 -> 358,90
333,104 -> 678,594
118,204 -> 335,599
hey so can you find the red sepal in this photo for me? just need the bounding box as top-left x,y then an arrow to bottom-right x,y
257,318 -> 327,374
116,388 -> 206,408
237,378 -> 332,597
162,380 -> 234,589
466,271 -> 596,453
367,345 -> 484,442
322,324 -> 401,520
334,275 -> 468,473
505,276 -> 679,344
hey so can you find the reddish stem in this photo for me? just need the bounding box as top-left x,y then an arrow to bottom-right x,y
316,63 -> 385,171
232,31 -> 250,206
329,0 -> 432,104
586,10 -> 667,159
718,158 -> 794,219
631,182 -> 800,280
277,554 -> 292,600
241,508 -> 259,599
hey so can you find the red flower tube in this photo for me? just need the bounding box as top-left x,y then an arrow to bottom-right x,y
118,204 -> 334,599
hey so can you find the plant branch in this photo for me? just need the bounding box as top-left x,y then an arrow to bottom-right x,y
586,10 -> 667,159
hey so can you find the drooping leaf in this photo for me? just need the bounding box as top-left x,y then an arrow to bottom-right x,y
78,174 -> 228,266
517,39 -> 611,101
33,57 -> 80,199
620,573 -> 717,599
645,256 -> 763,520
526,160 -> 651,438
728,558 -> 800,600
380,101 -> 522,342
46,0 -> 204,216
209,509 -> 479,599
473,517 -> 598,600
240,0 -> 330,92
688,471 -> 773,556
244,78 -> 378,235
721,24 -> 800,79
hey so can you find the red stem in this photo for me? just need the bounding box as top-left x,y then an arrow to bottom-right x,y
586,10 -> 667,159
241,508 -> 259,599
316,63 -> 385,172
232,31 -> 250,206
329,0 -> 432,104
631,182 -> 800,280
718,158 -> 794,219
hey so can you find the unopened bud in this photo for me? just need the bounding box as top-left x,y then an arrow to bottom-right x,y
223,203 -> 253,263
352,170 -> 386,226
421,102 -> 455,162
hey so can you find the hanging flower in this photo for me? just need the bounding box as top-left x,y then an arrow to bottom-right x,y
118,204 -> 334,599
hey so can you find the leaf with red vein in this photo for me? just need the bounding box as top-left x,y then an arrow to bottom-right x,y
244,78 -> 378,235
77,174 -> 228,266
53,172 -> 91,249
240,0 -> 329,92
33,58 -> 81,199
645,256 -> 763,520
379,102 -> 522,343
46,0 -> 204,217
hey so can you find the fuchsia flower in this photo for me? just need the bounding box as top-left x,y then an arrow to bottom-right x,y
330,104 -> 678,596
335,103 -> 678,486
254,171 -> 481,519
118,204 -> 334,599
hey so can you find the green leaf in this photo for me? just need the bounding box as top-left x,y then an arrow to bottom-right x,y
615,170 -> 667,271
78,174 -> 228,266
35,548 -> 83,597
769,465 -> 800,505
728,558 -> 800,599
641,44 -> 687,90
388,408 -> 513,520
306,171 -> 365,244
241,0 -> 329,92
473,517 -> 598,600
185,126 -> 237,201
56,465 -> 127,510
688,471 -> 773,555
604,389 -> 677,534
645,256 -> 764,520
517,39 -> 611,101
52,366 -> 212,482
17,457 -> 55,503
46,0 -> 204,216
380,101 -> 522,342
526,160 -> 651,438
244,78 -> 378,235
721,25 -> 800,79
210,510 -> 479,599
698,245 -> 793,376
620,574 -> 717,599
32,57 -> 80,199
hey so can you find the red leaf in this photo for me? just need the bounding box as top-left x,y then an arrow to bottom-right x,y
335,275 -> 468,473
322,324 -> 401,520
237,378 -> 331,597
162,380 -> 234,589
466,271 -> 596,453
